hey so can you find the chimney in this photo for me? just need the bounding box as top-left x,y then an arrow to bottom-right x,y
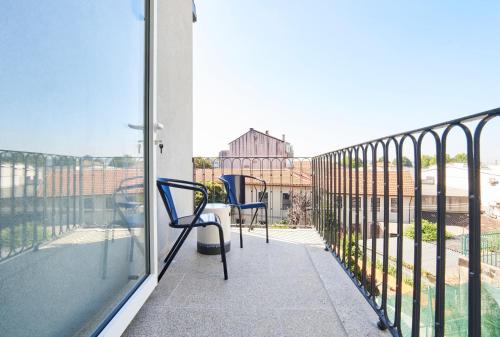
249,128 -> 254,131
282,134 -> 285,142
265,130 -> 269,135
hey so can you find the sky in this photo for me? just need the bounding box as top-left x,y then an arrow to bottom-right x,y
1,1 -> 499,161
0,0 -> 146,157
193,1 -> 500,159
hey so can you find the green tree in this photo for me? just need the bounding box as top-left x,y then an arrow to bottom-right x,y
391,156 -> 413,167
451,153 -> 467,163
193,157 -> 213,169
194,181 -> 226,206
109,155 -> 136,167
421,155 -> 436,168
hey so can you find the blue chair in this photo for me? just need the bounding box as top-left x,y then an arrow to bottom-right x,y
157,178 -> 228,281
103,176 -> 145,280
219,175 -> 268,248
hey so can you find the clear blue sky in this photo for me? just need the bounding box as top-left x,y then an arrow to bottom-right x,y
0,0 -> 145,157
1,1 -> 499,160
193,1 -> 500,160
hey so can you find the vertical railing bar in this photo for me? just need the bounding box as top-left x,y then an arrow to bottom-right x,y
66,157 -> 71,231
0,152 -> 3,258
9,154 -> 16,255
333,153 -> 337,251
342,151 -> 347,264
370,144 -> 377,299
348,150 -> 353,273
33,155 -> 39,250
72,158 -> 77,229
328,153 -> 334,245
58,158 -> 63,234
79,158 -> 83,227
434,132 -> 445,337
411,134 -> 423,337
42,156 -> 47,240
22,154 -> 28,250
469,116 -> 495,337
394,139 -> 404,334
354,148 -> 360,284
382,140 -> 390,316
362,147 -> 368,287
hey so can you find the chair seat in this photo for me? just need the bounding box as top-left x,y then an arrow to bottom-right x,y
238,202 -> 266,210
174,213 -> 220,227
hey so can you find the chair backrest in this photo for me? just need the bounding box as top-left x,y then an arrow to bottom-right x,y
113,176 -> 145,227
157,181 -> 179,224
220,174 -> 245,205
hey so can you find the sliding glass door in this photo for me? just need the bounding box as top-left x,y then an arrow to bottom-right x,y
0,0 -> 149,336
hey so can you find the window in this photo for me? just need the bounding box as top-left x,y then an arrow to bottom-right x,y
391,198 -> 398,213
351,197 -> 361,210
0,1 -> 149,336
369,197 -> 381,212
282,192 -> 291,210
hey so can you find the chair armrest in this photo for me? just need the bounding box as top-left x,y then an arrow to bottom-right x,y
157,178 -> 208,194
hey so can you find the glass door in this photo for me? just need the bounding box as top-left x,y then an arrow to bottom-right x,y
0,0 -> 149,336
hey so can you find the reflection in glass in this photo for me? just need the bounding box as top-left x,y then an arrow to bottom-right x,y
0,0 -> 147,336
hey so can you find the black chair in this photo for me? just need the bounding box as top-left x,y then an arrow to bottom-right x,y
219,174 -> 268,248
157,178 -> 228,281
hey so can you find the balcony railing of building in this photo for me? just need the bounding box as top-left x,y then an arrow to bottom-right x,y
0,150 -> 143,262
193,156 -> 312,228
312,107 -> 500,337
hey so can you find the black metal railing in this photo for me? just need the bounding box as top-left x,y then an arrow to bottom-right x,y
312,108 -> 500,337
193,157 -> 312,228
0,150 -> 143,262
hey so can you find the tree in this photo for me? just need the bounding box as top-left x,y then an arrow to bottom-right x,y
421,155 -> 436,168
342,156 -> 364,168
194,181 -> 226,206
193,157 -> 213,169
287,192 -> 312,227
109,155 -> 137,168
451,153 -> 467,163
392,156 -> 413,168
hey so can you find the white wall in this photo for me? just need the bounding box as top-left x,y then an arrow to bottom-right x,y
156,0 -> 194,260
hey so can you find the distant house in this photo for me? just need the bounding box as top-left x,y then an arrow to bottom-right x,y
219,128 -> 294,169
421,164 -> 500,226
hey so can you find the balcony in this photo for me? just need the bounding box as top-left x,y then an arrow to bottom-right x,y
123,228 -> 385,337
1,110 -> 500,337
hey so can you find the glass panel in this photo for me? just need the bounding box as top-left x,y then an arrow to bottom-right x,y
0,0 -> 148,336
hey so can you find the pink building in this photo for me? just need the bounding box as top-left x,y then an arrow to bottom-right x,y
219,128 -> 294,168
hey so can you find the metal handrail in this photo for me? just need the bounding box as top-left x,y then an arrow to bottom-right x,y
312,108 -> 500,337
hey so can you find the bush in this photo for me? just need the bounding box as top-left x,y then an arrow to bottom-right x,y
194,181 -> 226,206
404,220 -> 453,241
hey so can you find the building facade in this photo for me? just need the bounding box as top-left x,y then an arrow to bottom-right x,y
219,128 -> 293,168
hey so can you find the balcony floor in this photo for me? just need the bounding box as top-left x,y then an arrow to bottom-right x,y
123,229 -> 388,337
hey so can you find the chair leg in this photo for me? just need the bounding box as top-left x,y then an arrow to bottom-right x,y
265,206 -> 269,243
159,227 -> 192,281
164,227 -> 189,263
214,223 -> 228,280
237,207 -> 243,248
249,208 -> 259,231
